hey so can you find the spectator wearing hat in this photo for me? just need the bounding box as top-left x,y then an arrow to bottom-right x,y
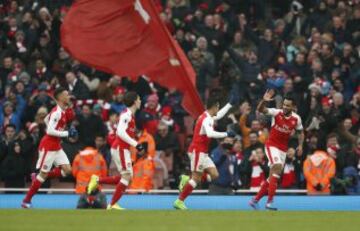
0,100 -> 23,131
110,86 -> 126,114
162,88 -> 187,131
138,93 -> 161,136
160,106 -> 180,133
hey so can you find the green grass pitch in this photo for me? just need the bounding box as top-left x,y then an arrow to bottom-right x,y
0,210 -> 360,231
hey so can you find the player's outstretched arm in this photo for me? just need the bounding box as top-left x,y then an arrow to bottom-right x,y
257,89 -> 275,114
203,117 -> 227,139
213,103 -> 232,121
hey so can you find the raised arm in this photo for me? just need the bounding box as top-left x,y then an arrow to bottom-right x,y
257,89 -> 275,114
117,113 -> 138,147
203,117 -> 227,139
213,103 -> 232,121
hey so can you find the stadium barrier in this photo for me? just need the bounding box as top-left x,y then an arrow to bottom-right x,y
0,188 -> 307,194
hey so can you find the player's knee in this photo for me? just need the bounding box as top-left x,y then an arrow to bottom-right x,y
211,171 -> 219,180
61,165 -> 72,176
121,173 -> 132,182
271,164 -> 282,174
39,171 -> 48,180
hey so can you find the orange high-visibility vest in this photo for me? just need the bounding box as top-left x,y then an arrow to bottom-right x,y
72,147 -> 107,194
130,130 -> 156,162
129,157 -> 155,192
303,151 -> 336,195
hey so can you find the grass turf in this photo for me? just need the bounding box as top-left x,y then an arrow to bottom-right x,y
0,210 -> 360,231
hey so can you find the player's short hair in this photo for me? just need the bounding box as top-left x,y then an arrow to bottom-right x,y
124,91 -> 139,107
283,94 -> 295,105
327,132 -> 338,141
206,96 -> 220,109
53,87 -> 67,100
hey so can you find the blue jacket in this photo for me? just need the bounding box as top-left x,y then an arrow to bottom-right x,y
210,146 -> 238,188
0,95 -> 26,131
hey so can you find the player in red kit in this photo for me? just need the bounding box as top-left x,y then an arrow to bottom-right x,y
173,95 -> 237,210
87,91 -> 145,210
249,90 -> 304,210
22,87 -> 78,208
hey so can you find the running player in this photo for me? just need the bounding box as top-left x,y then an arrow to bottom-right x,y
173,95 -> 237,210
22,87 -> 78,208
87,91 -> 145,210
249,89 -> 304,210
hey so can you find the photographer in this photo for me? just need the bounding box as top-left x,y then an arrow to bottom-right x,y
209,137 -> 238,195
76,186 -> 107,209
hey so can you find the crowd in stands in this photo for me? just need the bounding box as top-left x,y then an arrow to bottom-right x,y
0,0 -> 360,195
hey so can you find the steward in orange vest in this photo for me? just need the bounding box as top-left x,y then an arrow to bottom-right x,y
303,150 -> 336,195
72,147 -> 107,194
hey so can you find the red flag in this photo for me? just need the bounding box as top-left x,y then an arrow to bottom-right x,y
61,0 -> 204,118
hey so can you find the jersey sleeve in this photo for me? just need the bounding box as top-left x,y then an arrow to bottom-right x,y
266,108 -> 282,117
46,110 -> 69,137
213,103 -> 232,121
116,112 -> 138,147
202,117 -> 227,139
296,116 -> 303,131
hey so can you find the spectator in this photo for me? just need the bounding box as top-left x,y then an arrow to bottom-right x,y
72,147 -> 107,194
0,141 -> 26,192
0,124 -> 17,161
154,122 -> 180,175
110,86 -> 126,114
281,147 -> 300,189
66,71 -> 90,99
94,134 -> 111,167
239,101 -> 267,148
138,93 -> 160,136
209,137 -> 238,195
303,150 -> 336,195
62,132 -> 85,165
76,104 -> 107,147
239,147 -> 268,190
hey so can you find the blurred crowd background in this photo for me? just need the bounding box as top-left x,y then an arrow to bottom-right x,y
0,0 -> 360,195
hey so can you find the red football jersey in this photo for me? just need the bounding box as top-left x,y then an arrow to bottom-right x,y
188,112 -> 212,153
112,108 -> 136,150
39,105 -> 75,151
266,108 -> 303,152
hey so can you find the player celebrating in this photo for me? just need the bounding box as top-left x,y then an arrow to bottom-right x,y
173,95 -> 237,210
87,91 -> 145,210
249,90 -> 304,210
22,87 -> 78,208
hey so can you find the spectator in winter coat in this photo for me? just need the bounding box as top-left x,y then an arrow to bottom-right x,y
66,71 -> 90,100
138,94 -> 160,136
0,141 -> 26,191
76,104 -> 107,147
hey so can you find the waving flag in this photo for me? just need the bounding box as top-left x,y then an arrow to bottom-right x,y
61,0 -> 204,117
